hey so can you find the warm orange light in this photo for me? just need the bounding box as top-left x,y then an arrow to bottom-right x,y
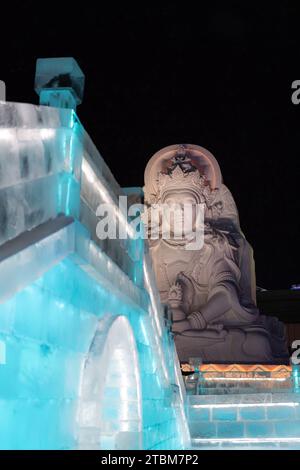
181,363 -> 292,379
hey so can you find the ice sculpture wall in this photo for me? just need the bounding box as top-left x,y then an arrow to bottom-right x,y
0,101 -> 190,450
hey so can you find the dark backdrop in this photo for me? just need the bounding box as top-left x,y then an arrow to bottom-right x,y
1,2 -> 299,289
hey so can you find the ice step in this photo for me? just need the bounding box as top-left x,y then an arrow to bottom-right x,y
191,438 -> 300,450
188,392 -> 300,405
188,388 -> 291,396
187,393 -> 300,441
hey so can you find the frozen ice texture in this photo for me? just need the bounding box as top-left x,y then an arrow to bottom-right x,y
0,222 -> 75,302
77,316 -> 143,450
0,225 -> 189,449
35,58 -> 85,109
187,393 -> 300,449
0,99 -> 190,450
0,100 -> 139,281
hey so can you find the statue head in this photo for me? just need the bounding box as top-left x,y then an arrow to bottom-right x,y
161,188 -> 200,239
156,149 -> 209,241
144,143 -> 222,206
144,144 -> 222,244
157,146 -> 212,207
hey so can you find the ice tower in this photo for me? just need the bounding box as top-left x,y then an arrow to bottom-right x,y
0,58 -> 190,450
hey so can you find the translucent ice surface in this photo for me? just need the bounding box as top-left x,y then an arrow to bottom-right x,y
0,100 -> 140,281
0,99 -> 190,450
35,58 -> 85,109
0,224 -> 190,449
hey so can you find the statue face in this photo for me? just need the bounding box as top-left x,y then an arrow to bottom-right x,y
161,191 -> 199,239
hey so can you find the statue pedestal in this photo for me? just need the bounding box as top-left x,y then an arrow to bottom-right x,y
174,320 -> 289,365
182,363 -> 293,395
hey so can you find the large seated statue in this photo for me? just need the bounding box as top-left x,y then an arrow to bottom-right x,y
144,144 -> 288,364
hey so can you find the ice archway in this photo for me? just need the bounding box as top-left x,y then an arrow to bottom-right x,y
77,316 -> 142,450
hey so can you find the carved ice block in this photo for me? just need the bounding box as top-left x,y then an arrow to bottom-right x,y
35,58 -> 85,110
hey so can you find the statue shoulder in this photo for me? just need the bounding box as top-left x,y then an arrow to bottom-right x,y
206,230 -> 236,259
206,184 -> 240,231
205,232 -> 241,285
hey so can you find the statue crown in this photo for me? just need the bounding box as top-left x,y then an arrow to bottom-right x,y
157,152 -> 208,200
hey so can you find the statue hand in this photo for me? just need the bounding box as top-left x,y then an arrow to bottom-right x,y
172,319 -> 191,333
168,282 -> 183,309
168,283 -> 186,321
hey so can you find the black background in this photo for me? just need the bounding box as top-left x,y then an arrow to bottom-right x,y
1,2 -> 299,289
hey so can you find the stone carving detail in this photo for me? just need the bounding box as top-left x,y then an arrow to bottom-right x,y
144,144 -> 288,363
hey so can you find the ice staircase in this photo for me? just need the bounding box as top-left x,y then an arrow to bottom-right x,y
188,393 -> 300,449
185,368 -> 300,450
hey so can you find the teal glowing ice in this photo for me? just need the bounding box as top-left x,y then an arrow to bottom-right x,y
0,92 -> 190,450
34,58 -> 85,110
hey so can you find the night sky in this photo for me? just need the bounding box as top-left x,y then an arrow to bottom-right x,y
1,3 -> 300,289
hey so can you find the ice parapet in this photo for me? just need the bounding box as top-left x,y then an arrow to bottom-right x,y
0,100 -> 138,282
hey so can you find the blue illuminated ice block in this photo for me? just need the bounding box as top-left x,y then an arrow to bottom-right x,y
34,58 -> 85,110
0,82 -> 190,449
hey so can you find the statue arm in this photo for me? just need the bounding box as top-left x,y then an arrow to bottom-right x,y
188,255 -> 241,328
188,282 -> 237,329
